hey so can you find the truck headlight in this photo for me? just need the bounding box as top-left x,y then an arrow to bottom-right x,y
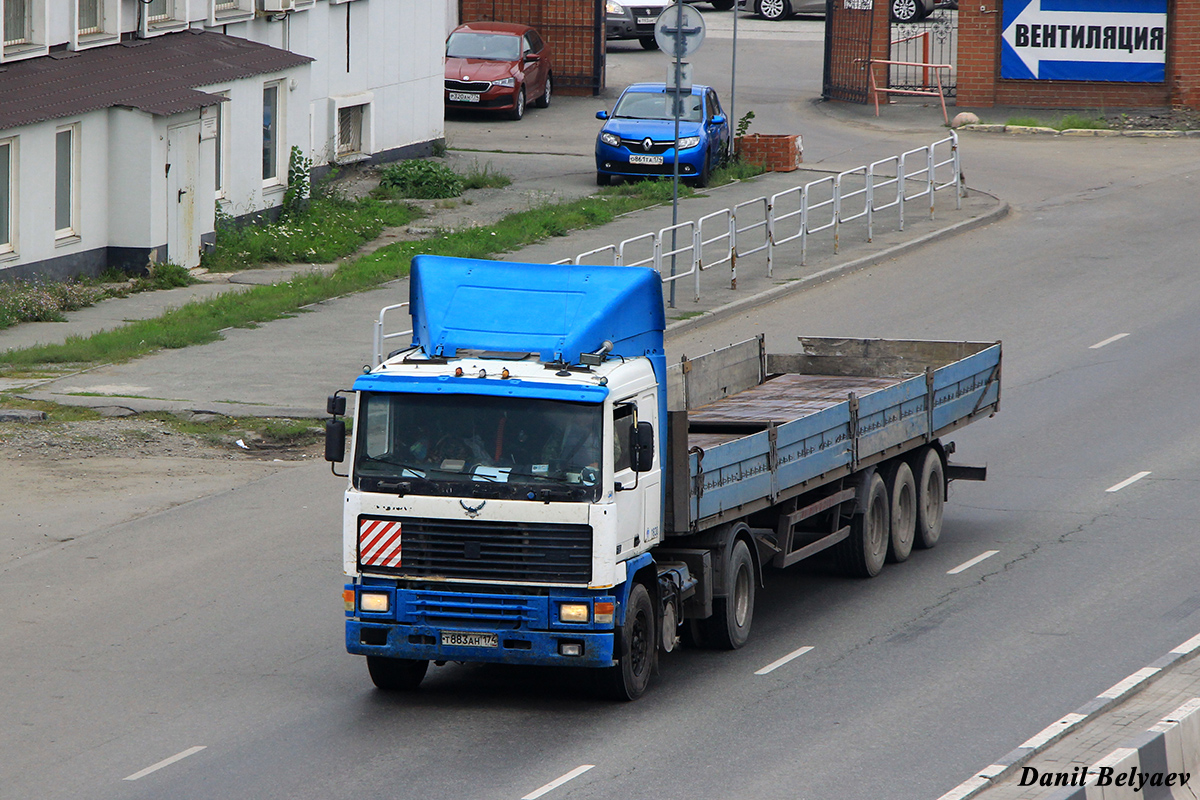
559,603 -> 589,623
678,136 -> 701,149
600,132 -> 620,147
360,592 -> 390,613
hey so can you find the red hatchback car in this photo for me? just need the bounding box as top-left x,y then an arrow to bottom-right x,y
444,22 -> 553,121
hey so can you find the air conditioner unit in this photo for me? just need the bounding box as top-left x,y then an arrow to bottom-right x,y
263,0 -> 296,12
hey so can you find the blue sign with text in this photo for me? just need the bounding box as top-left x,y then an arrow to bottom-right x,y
1000,0 -> 1167,82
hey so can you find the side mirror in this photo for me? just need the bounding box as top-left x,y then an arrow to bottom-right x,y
711,114 -> 726,126
596,110 -> 609,120
630,421 -> 654,472
327,394 -> 346,416
524,52 -> 540,62
325,419 -> 346,463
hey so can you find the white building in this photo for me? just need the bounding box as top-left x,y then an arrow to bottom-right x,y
0,0 -> 446,279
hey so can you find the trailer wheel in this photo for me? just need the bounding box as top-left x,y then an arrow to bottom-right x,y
838,472 -> 889,577
366,656 -> 428,691
913,447 -> 945,549
884,460 -> 916,563
700,538 -> 756,649
599,582 -> 654,701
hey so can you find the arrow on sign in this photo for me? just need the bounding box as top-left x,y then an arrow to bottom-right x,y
1000,0 -> 1166,81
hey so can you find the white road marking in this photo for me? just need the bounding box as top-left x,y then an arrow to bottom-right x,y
755,645 -> 814,676
123,746 -> 207,781
1171,631 -> 1200,655
947,550 -> 999,575
1099,667 -> 1160,699
522,764 -> 595,800
1020,712 -> 1087,749
1089,333 -> 1129,349
1106,471 -> 1151,492
936,775 -> 992,800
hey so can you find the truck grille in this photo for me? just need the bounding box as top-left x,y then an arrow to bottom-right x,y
360,517 -> 593,584
404,590 -> 539,629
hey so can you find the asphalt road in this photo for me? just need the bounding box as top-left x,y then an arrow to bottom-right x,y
5,15 -> 1200,800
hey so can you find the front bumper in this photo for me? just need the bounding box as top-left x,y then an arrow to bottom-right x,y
346,584 -> 618,668
445,85 -> 519,111
596,142 -> 704,179
607,16 -> 655,40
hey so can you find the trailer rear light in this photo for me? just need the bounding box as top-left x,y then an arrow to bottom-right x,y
343,589 -> 355,612
559,603 -> 589,623
360,592 -> 390,613
594,602 -> 615,625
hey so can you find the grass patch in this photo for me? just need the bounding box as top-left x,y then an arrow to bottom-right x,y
201,195 -> 420,273
461,160 -> 513,191
0,179 -> 707,372
0,263 -> 197,331
712,158 -> 768,185
1005,114 -> 1110,130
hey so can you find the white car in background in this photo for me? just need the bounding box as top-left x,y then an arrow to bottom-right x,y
605,0 -> 672,49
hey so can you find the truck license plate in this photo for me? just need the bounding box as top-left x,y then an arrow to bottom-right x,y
441,631 -> 499,648
448,92 -> 481,103
629,154 -> 664,165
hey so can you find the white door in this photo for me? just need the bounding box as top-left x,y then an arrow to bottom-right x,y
166,122 -> 201,268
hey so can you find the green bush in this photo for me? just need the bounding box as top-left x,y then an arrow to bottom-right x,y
378,159 -> 465,199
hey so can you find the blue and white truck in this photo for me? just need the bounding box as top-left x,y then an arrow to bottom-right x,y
325,255 -> 1001,699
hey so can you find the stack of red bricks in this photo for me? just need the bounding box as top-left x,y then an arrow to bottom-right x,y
736,134 -> 803,172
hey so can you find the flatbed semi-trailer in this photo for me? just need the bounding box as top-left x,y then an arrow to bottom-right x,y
325,256 -> 1000,699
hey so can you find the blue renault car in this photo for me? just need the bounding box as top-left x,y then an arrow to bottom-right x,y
594,83 -> 731,187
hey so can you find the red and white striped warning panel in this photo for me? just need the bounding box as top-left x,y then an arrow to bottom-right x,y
359,519 -> 402,568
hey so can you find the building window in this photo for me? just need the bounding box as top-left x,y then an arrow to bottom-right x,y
262,82 -> 281,184
4,0 -> 30,45
145,0 -> 167,22
55,126 -> 77,238
0,138 -> 13,253
214,0 -> 235,9
337,104 -> 364,158
214,94 -> 229,198
77,0 -> 100,33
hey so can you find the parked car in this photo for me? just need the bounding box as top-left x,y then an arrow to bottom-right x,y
890,0 -> 936,22
594,83 -> 731,187
687,0 -> 736,8
444,22 -> 552,120
737,0 -> 933,21
605,0 -> 671,50
735,0 -> 827,21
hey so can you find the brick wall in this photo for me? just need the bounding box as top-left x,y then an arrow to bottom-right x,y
956,0 -> 1199,109
459,0 -> 604,95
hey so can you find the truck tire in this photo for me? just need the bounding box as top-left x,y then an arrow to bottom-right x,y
599,582 -> 654,700
366,656 -> 428,691
837,471 -> 889,577
912,447 -> 945,549
884,460 -> 916,563
699,538 -> 755,649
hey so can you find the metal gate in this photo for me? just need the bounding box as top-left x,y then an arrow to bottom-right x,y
889,5 -> 957,97
822,0 -> 875,104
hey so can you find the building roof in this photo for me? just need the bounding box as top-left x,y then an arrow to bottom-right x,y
0,30 -> 313,130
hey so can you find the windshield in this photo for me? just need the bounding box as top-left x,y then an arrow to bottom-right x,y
446,32 -> 522,61
612,91 -> 703,122
354,392 -> 603,502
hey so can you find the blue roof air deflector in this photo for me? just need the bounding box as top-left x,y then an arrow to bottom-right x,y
409,256 -> 666,364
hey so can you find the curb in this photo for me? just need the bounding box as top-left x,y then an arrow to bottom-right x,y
937,632 -> 1200,800
665,191 -> 1010,339
959,124 -> 1200,138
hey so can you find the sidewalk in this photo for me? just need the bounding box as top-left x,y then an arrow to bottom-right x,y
0,146 -> 1003,416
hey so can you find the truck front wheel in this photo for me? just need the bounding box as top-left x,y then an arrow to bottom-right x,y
700,538 -> 755,649
366,656 -> 429,691
599,582 -> 654,700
